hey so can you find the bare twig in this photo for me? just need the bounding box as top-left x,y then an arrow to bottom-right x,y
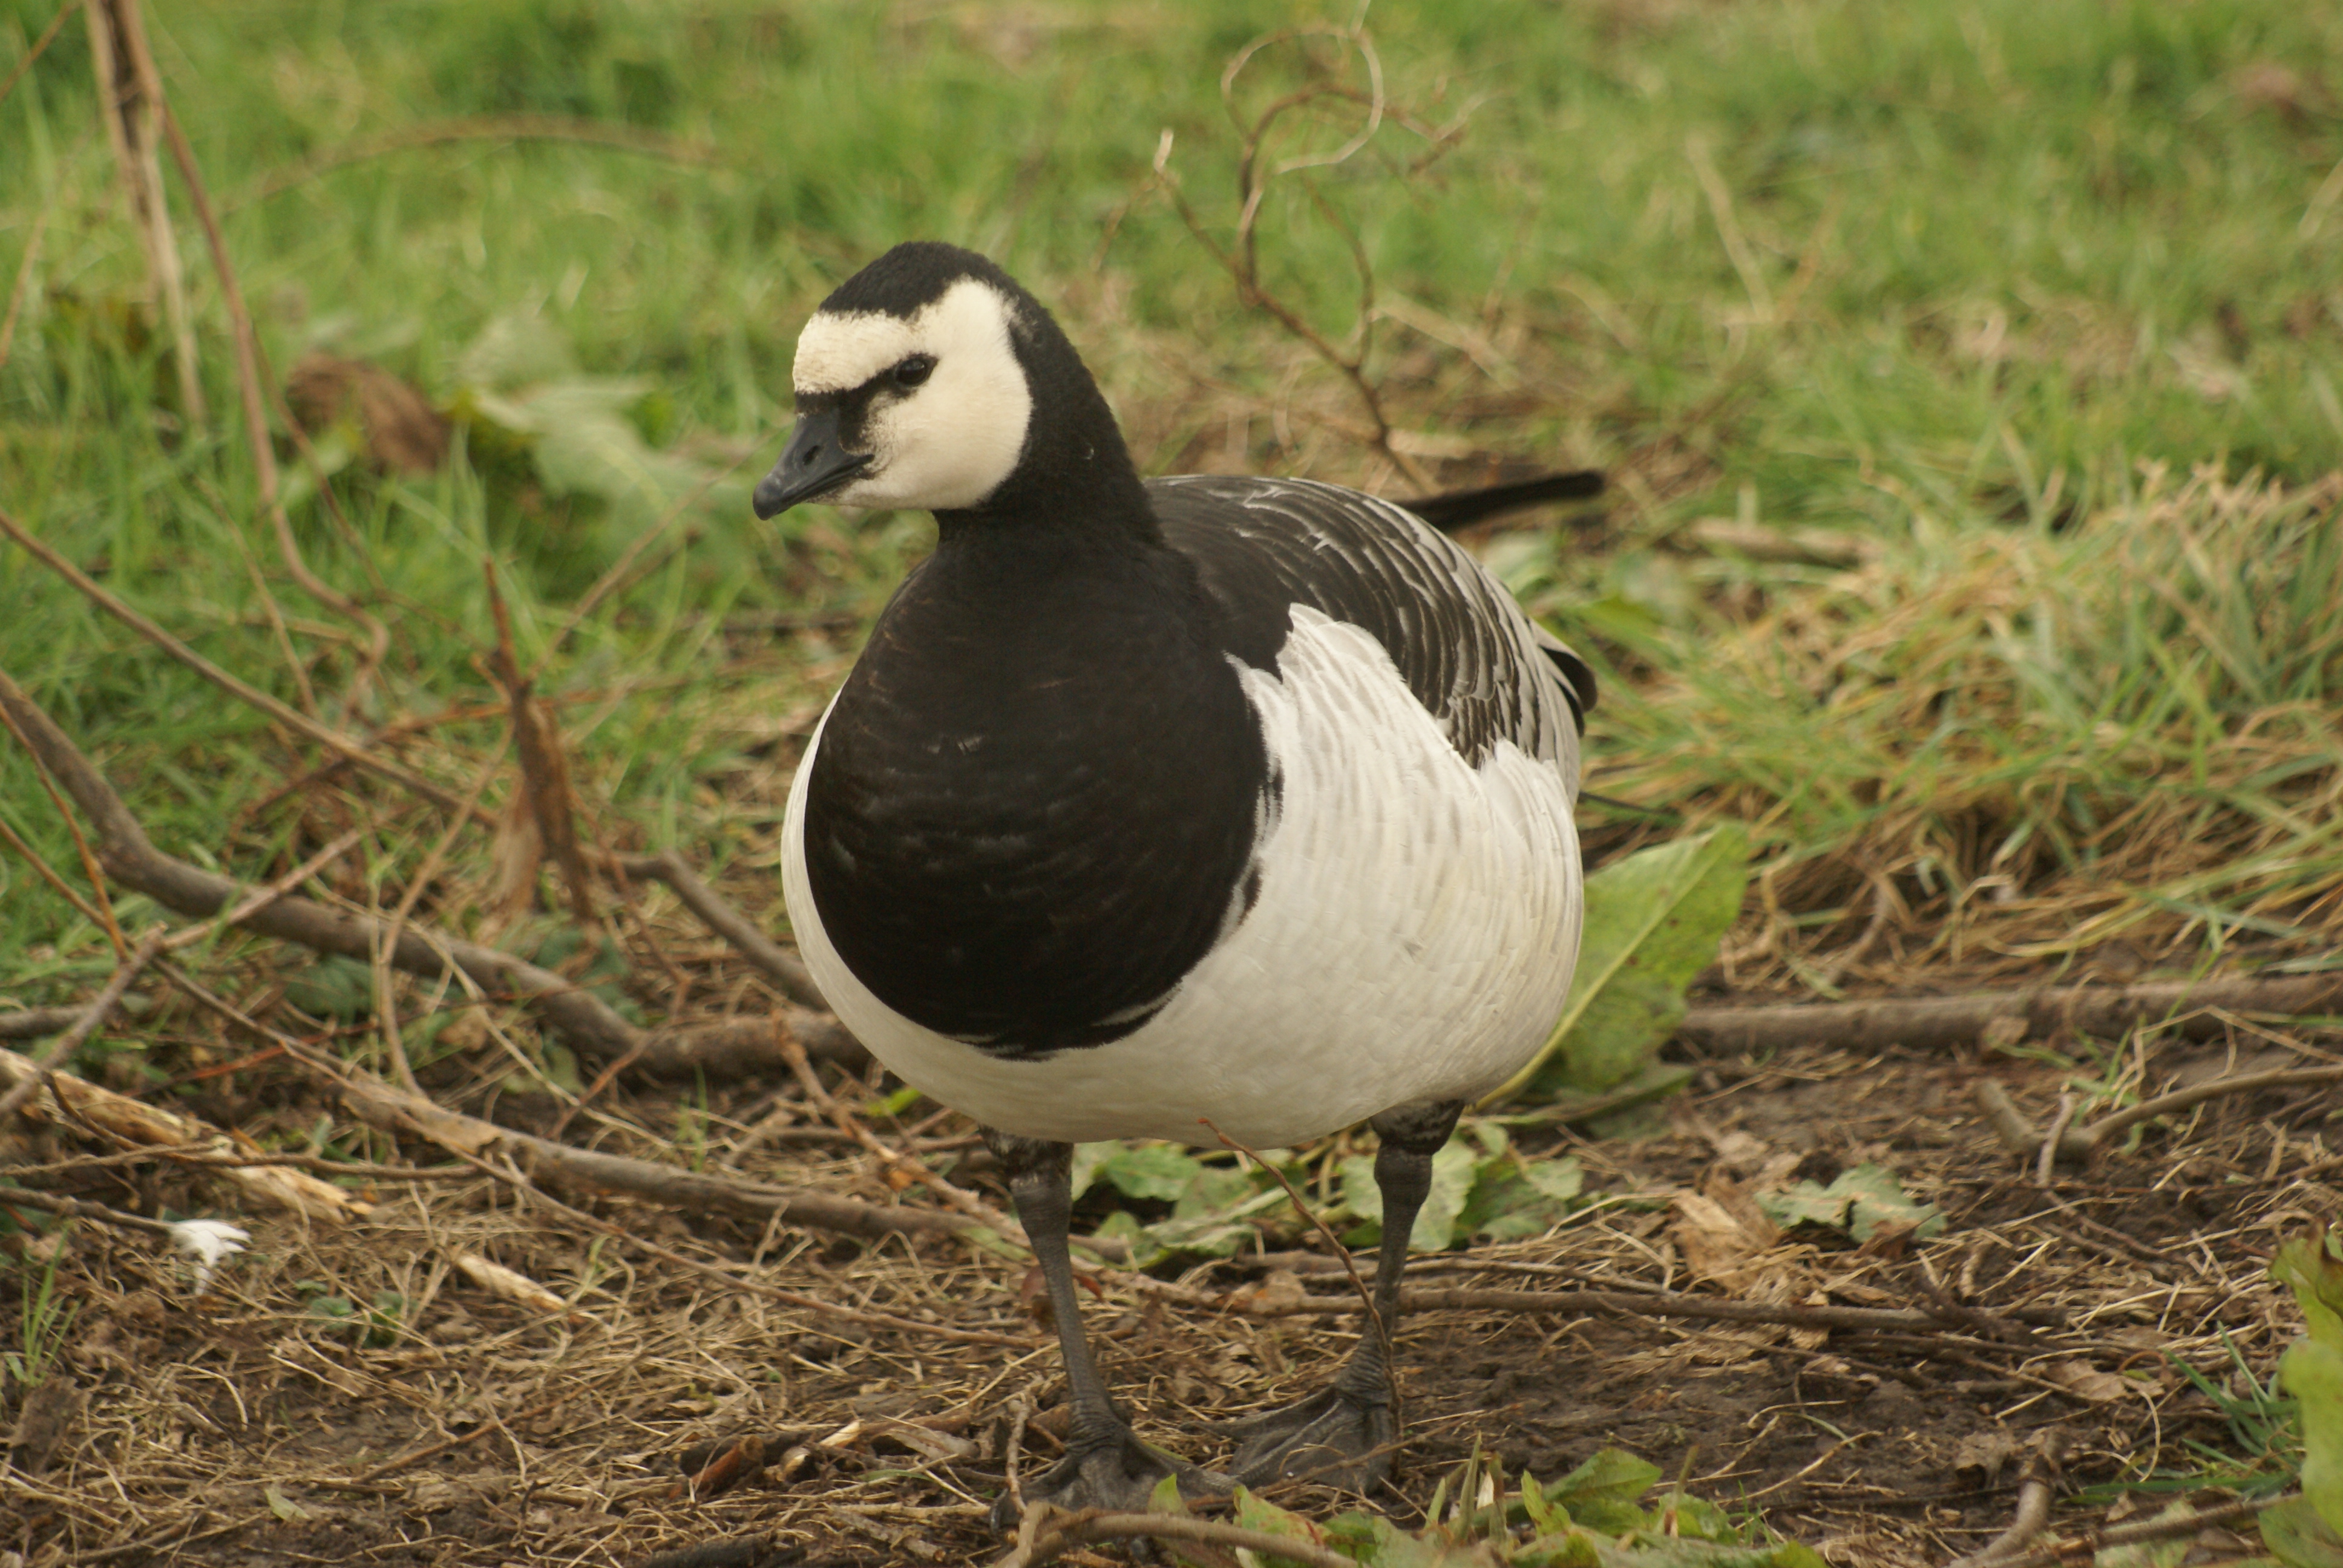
2076,1064 -> 2343,1152
1149,18 -> 1447,488
0,667 -> 862,1077
1976,1492 -> 2289,1568
1977,1065 -> 2343,1166
1682,973 -> 2343,1054
0,1184 -> 175,1236
1971,1080 -> 2040,1154
996,1504 -> 1358,1568
0,926 -> 165,1121
1205,1117 -> 1385,1371
0,0 -> 80,116
2036,1093 -> 2077,1186
374,743 -> 508,1093
163,827 -> 365,951
0,1045 -> 371,1223
0,1008 -> 92,1042
1953,1431 -> 2067,1567
0,685 -> 127,952
1233,1282 -> 2053,1334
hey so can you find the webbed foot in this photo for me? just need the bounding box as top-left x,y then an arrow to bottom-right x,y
1230,1382 -> 1395,1492
991,1423 -> 1231,1532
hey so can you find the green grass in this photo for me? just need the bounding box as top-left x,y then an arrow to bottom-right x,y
3,0 -> 2341,994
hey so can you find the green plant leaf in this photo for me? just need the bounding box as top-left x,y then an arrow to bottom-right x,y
2273,1230 -> 2343,1534
2263,1496 -> 2343,1568
1102,1143 -> 1207,1203
1758,1163 -> 1945,1243
1548,1447 -> 1663,1534
1488,823 -> 1750,1105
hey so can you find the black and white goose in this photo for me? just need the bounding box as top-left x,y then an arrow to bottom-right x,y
755,242 -> 1593,1514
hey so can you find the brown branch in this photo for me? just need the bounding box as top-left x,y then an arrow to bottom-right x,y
0,1008 -> 91,1042
0,1184 -> 176,1236
614,849 -> 827,1008
1976,1065 -> 2343,1166
998,1504 -> 1360,1568
0,925 -> 165,1120
0,687 -> 128,950
1680,972 -> 2343,1054
0,1045 -> 371,1223
1240,1282 -> 2042,1334
0,664 -> 860,1078
1978,1492 -> 2288,1568
1954,1432 -> 2067,1568
164,825 -> 364,951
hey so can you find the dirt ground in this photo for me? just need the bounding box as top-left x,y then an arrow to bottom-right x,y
5,1022 -> 2333,1567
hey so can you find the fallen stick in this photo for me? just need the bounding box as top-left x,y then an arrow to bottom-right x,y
0,667 -> 862,1076
1953,1431 -> 2066,1567
1978,1491 -> 2287,1568
997,1505 -> 1358,1568
0,926 -> 164,1120
1223,1281 -> 2032,1335
0,1047 -> 371,1224
0,1008 -> 90,1040
1974,1065 -> 2343,1165
1681,973 -> 2343,1054
147,971 -> 976,1252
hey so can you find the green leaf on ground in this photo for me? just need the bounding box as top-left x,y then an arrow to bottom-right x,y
2272,1229 -> 2343,1535
2263,1497 -> 2343,1568
1758,1163 -> 1945,1243
1489,823 -> 1751,1105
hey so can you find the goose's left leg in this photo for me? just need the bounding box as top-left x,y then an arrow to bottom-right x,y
988,1131 -> 1230,1528
1230,1099 -> 1462,1492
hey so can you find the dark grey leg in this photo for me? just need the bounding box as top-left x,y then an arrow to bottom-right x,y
1231,1099 -> 1461,1492
988,1129 -> 1227,1528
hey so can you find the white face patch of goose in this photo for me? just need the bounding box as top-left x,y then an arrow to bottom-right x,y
791,277 -> 1034,512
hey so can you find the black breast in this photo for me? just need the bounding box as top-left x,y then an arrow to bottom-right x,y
801,532 -> 1270,1056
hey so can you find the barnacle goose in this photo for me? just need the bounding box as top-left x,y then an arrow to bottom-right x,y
754,242 -> 1594,1515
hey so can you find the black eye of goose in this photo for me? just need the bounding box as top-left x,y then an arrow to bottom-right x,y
892,354 -> 936,389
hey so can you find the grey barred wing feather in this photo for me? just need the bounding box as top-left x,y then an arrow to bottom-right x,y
1147,474 -> 1593,789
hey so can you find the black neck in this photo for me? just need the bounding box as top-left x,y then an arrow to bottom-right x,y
937,281 -> 1159,545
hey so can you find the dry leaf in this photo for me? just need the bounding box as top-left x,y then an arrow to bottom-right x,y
451,1252 -> 572,1318
2037,1359 -> 2132,1403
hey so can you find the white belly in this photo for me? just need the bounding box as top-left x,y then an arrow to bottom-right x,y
782,606 -> 1583,1148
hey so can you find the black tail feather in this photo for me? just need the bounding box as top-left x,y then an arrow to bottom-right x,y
1401,469 -> 1605,533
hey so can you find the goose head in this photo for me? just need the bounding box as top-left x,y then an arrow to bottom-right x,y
753,242 -> 1142,523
